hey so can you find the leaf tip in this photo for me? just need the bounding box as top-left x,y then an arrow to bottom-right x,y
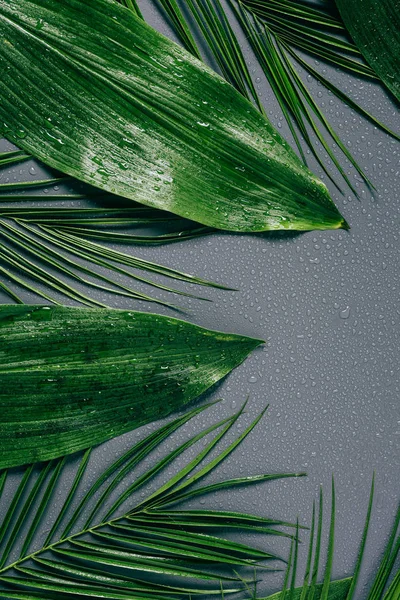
340,218 -> 351,231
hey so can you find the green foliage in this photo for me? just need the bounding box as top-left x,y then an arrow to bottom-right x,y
0,0 -> 344,233
0,304 -> 262,468
0,403 -> 302,598
0,164 -> 217,307
335,0 -> 400,102
3,0 -> 399,306
258,475 -> 400,600
154,0 -> 399,192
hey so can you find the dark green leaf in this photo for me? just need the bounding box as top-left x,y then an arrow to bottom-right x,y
0,304 -> 262,468
0,0 -> 346,231
335,0 -> 400,102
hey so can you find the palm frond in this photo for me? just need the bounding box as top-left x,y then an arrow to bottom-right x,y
2,0 -> 399,306
240,0 -> 374,77
159,0 -> 263,111
0,150 -> 31,168
335,0 -> 400,103
235,0 -> 399,187
258,474 -> 400,600
152,0 -> 203,60
0,160 -> 219,308
232,7 -> 363,195
0,403 -> 304,599
366,501 -> 400,600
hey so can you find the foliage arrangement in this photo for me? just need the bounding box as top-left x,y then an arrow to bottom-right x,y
0,1 -> 398,599
0,405 -> 398,599
0,404 -> 303,599
0,0 -> 398,307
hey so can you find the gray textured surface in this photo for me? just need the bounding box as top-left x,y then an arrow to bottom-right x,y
0,0 -> 399,597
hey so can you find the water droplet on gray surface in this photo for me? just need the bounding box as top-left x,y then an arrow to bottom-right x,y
340,306 -> 351,320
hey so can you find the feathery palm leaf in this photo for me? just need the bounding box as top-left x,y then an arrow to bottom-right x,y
235,0 -> 399,190
258,475 -> 400,600
0,403 -> 304,599
0,159 -> 216,307
240,0 -> 372,77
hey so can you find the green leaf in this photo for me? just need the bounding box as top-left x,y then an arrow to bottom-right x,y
153,0 -> 202,60
345,474 -> 375,600
240,0 -> 372,77
383,569 -> 400,600
0,215 -> 223,309
0,172 -> 221,308
261,579 -> 352,600
235,0 -> 398,190
0,304 -> 262,468
257,475 -> 399,600
0,0 -> 346,232
335,0 -> 400,102
0,403 -> 296,599
366,502 -> 400,600
0,149 -> 31,167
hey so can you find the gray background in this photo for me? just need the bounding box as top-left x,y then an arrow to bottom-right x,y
0,0 -> 399,597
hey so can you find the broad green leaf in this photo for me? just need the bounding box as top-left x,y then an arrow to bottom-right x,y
0,304 -> 262,468
0,0 -> 346,232
335,0 -> 400,102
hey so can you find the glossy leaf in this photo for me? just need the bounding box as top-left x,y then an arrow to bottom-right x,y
152,0 -> 398,191
0,304 -> 262,468
335,0 -> 400,102
0,0 -> 346,232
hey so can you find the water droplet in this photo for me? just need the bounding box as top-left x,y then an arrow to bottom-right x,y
340,306 -> 351,320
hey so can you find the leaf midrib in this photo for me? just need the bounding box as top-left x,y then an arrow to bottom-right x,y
0,509 -> 139,576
